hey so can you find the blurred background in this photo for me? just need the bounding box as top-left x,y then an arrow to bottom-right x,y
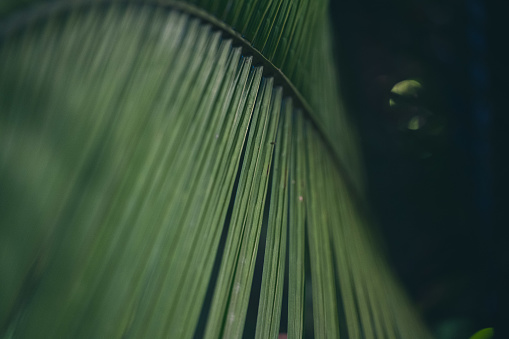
329,0 -> 506,338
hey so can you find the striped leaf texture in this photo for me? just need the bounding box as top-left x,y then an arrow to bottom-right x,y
0,1 -> 432,338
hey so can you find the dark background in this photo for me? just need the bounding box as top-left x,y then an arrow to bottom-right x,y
329,0 -> 507,338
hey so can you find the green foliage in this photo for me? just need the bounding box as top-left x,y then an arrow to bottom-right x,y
470,328 -> 494,339
1,1 -> 431,338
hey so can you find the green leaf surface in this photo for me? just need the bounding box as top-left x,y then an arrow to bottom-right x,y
0,1 -> 432,339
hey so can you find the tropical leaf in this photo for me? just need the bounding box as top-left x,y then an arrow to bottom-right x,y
0,1 -> 431,338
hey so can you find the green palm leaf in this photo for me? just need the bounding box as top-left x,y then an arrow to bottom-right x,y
0,1 -> 431,338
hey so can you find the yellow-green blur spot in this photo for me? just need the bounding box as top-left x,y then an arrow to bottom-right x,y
391,79 -> 422,98
470,327 -> 494,339
407,116 -> 422,130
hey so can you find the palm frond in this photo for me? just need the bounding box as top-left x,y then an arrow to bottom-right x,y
0,1 -> 431,338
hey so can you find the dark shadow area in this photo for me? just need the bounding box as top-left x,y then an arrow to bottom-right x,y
329,0 -> 501,337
